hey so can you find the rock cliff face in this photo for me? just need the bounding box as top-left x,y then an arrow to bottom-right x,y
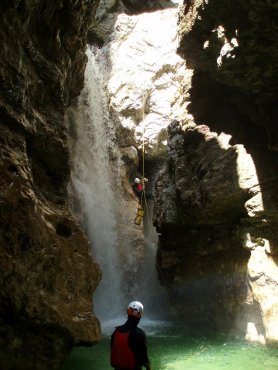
178,0 -> 278,151
0,1 -> 101,369
93,1 -> 189,161
154,0 -> 278,343
107,8 -> 190,160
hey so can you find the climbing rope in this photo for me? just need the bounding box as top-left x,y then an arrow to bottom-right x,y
134,90 -> 153,229
139,91 -> 153,227
142,114 -> 145,180
141,90 -> 148,181
141,115 -> 145,211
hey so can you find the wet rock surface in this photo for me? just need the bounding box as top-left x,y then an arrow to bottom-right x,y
0,1 -> 101,369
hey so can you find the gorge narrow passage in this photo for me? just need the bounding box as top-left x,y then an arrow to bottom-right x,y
65,3 -> 278,370
1,0 -> 278,369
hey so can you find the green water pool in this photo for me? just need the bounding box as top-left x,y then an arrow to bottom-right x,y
62,327 -> 278,370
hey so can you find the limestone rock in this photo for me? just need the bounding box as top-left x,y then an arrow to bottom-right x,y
0,1 -> 101,369
154,122 -> 255,230
106,9 -> 192,160
177,0 -> 278,151
151,0 -> 278,343
91,2 -> 193,160
90,0 -> 177,43
154,121 -> 278,342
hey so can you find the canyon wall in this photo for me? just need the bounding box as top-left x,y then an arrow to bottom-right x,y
93,0 -> 278,344
0,1 -> 182,368
154,0 -> 278,344
0,1 -> 102,369
1,3 -> 278,370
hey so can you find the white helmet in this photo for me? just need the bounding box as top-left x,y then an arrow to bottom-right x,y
127,301 -> 144,318
134,178 -> 140,184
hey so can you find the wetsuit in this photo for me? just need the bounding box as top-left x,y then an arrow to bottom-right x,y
132,183 -> 143,199
111,316 -> 151,370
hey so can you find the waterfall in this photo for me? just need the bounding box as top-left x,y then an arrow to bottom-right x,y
69,45 -> 173,333
70,46 -> 123,321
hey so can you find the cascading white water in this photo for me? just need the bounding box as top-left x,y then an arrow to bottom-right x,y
69,45 -> 174,334
70,46 -> 123,320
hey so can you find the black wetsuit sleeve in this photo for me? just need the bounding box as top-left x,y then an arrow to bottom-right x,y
130,328 -> 151,369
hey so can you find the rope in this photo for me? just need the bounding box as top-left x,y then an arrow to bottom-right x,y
142,92 -> 146,181
139,92 -> 146,209
135,91 -> 151,227
140,92 -> 153,227
142,142 -> 145,182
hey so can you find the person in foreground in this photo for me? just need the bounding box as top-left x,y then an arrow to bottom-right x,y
110,301 -> 152,370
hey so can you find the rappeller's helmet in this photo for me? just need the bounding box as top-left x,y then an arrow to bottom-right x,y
134,178 -> 140,184
127,301 -> 144,318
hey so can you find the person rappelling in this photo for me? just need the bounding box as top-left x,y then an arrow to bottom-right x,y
132,177 -> 148,199
132,177 -> 144,198
133,177 -> 148,226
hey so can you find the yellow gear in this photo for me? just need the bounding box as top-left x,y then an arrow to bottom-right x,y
134,206 -> 144,226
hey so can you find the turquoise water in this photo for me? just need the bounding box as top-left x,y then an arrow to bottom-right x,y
62,323 -> 278,370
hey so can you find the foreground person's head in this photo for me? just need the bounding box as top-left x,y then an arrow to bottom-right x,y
127,301 -> 144,323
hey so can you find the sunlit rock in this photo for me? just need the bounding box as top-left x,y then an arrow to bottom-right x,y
246,322 -> 266,345
106,9 -> 192,159
154,122 -> 255,229
246,246 -> 278,344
